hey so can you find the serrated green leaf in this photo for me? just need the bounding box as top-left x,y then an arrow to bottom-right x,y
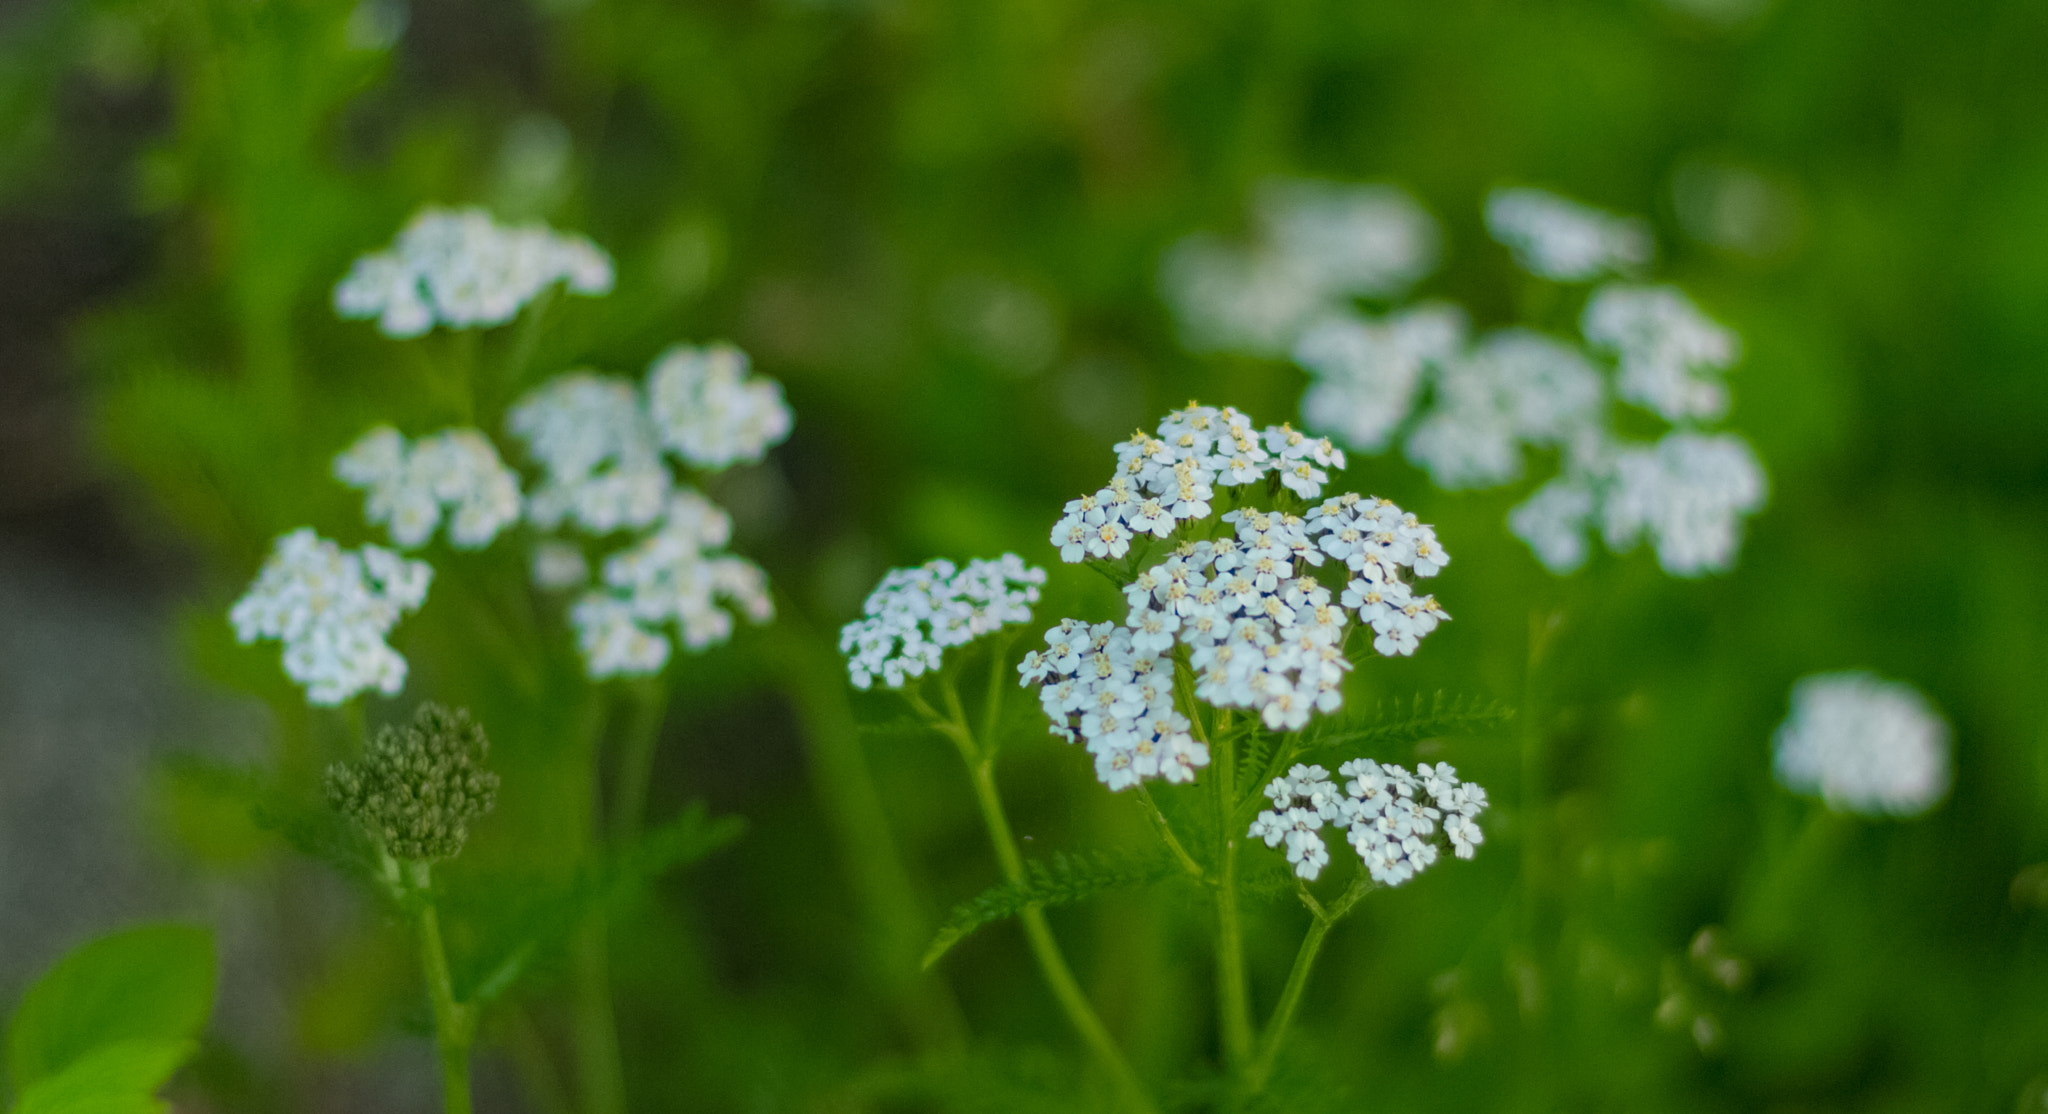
923,852 -> 1176,970
1298,693 -> 1514,756
7,926 -> 215,1091
10,1038 -> 195,1114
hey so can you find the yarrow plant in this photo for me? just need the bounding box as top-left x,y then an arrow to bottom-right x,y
229,528 -> 432,704
1773,671 -> 1951,818
1164,182 -> 1768,578
333,206 -> 614,337
841,402 -> 1500,1104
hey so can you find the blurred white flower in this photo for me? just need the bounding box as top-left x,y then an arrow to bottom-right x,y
841,554 -> 1047,691
334,425 -> 522,549
570,491 -> 774,678
1507,477 -> 1599,575
228,528 -> 432,705
1600,431 -> 1767,577
1583,284 -> 1741,422
507,372 -> 671,535
1774,672 -> 1951,817
1160,180 -> 1440,356
1486,187 -> 1654,282
1404,329 -> 1605,490
646,343 -> 794,470
334,206 -> 613,337
1295,303 -> 1467,453
530,540 -> 590,589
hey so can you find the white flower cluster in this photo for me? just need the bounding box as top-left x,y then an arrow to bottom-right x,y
333,426 -> 523,549
1773,672 -> 1951,818
333,207 -> 613,337
507,373 -> 671,535
569,491 -> 773,678
228,529 -> 432,705
646,344 -> 794,470
1049,405 -> 1348,564
1202,179 -> 1772,579
1022,406 -> 1450,789
1583,284 -> 1741,422
839,555 -> 1047,690
1483,187 -> 1654,282
1249,761 -> 1488,883
1160,180 -> 1439,356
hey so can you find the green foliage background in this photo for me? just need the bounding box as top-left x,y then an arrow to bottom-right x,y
3,0 -> 2047,1109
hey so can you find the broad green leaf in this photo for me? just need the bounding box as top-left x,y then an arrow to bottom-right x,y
10,1038 -> 194,1114
7,925 -> 215,1091
923,852 -> 1176,970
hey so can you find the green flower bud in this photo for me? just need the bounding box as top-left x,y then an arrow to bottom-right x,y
326,703 -> 500,863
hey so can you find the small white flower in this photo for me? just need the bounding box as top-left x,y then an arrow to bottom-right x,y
1485,187 -> 1654,282
1508,478 -> 1599,575
1296,304 -> 1467,454
645,343 -> 793,470
334,425 -> 523,550
506,372 -> 671,535
531,540 -> 590,589
228,528 -> 432,705
840,555 -> 1047,691
1252,758 -> 1488,883
1582,284 -> 1740,422
1599,432 -> 1768,577
334,207 -> 613,337
1404,329 -> 1604,490
1773,672 -> 1950,817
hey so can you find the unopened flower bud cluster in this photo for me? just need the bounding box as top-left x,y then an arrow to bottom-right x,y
234,213 -> 792,702
333,426 -> 523,550
840,555 -> 1047,691
1249,761 -> 1488,884
333,207 -> 613,337
1772,671 -> 1951,818
1165,183 -> 1769,579
229,529 -> 431,705
1021,404 -> 1450,790
326,704 -> 500,862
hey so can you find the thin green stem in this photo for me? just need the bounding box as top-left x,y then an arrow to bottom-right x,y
610,677 -> 672,846
572,921 -> 624,1114
1133,785 -> 1206,882
1181,665 -> 1253,1071
933,677 -> 1156,1114
1244,872 -> 1374,1093
501,1003 -> 575,1114
402,859 -> 475,1114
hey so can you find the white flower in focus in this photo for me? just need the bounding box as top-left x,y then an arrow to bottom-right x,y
1404,330 -> 1604,490
1600,432 -> 1767,577
507,373 -> 671,534
1774,671 -> 1950,817
334,206 -> 613,337
571,490 -> 774,677
1295,303 -> 1467,454
228,528 -> 432,705
1582,283 -> 1741,422
1485,187 -> 1654,282
646,343 -> 794,470
1250,758 -> 1488,883
840,555 -> 1048,691
334,425 -> 522,550
1254,179 -> 1440,302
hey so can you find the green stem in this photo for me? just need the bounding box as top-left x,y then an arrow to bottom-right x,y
610,678 -> 672,846
1133,785 -> 1206,882
573,920 -> 625,1114
1184,667 -> 1253,1071
1244,873 -> 1373,1093
402,860 -> 475,1114
502,1003 -> 575,1114
933,679 -> 1156,1114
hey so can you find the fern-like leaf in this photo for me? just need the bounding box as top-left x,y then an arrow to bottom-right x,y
1298,692 -> 1514,756
923,852 -> 1176,969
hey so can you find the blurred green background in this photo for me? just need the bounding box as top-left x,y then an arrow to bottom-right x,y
1,0 -> 2046,1110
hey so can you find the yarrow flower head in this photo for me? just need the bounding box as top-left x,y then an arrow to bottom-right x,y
333,426 -> 523,550
333,207 -> 613,337
1294,303 -> 1466,455
507,373 -> 671,535
646,344 -> 794,470
1024,404 -> 1451,790
326,703 -> 500,862
229,528 -> 432,705
1484,187 -> 1655,282
1160,180 -> 1439,356
1249,760 -> 1488,883
1582,283 -> 1741,423
841,555 -> 1047,690
570,491 -> 774,678
1402,328 -> 1605,490
1773,672 -> 1951,818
